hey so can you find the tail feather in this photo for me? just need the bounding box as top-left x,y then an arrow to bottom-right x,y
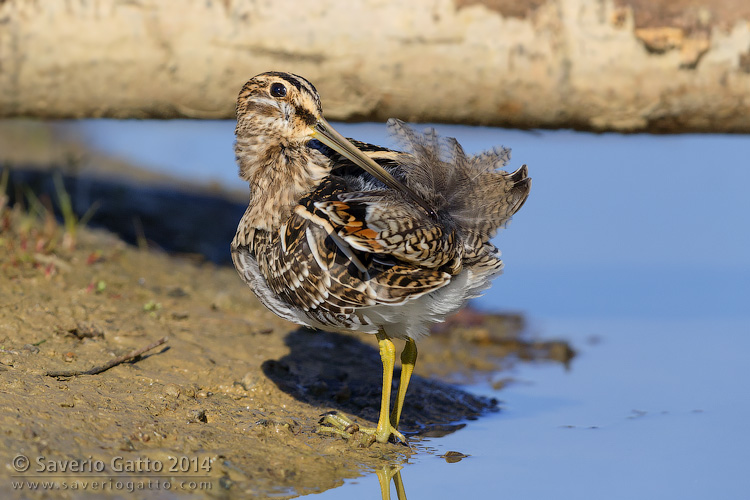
387,119 -> 531,244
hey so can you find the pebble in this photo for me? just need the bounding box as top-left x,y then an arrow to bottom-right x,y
59,397 -> 75,408
22,344 -> 40,354
163,383 -> 181,398
188,409 -> 208,423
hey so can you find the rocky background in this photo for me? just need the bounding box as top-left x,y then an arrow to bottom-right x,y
1,0 -> 749,132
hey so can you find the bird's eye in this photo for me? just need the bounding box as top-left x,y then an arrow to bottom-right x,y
270,82 -> 287,98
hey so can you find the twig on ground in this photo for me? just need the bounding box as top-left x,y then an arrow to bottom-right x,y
46,336 -> 168,378
33,253 -> 73,272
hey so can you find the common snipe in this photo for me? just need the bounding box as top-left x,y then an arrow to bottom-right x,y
231,72 -> 530,444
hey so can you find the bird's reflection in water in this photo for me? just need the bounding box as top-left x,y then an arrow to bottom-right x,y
376,464 -> 407,500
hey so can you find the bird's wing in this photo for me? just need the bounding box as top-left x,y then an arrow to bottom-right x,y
248,213 -> 378,318
294,176 -> 460,302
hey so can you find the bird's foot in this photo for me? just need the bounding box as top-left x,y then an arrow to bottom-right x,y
318,411 -> 408,446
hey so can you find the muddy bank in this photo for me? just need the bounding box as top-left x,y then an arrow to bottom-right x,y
0,159 -> 572,498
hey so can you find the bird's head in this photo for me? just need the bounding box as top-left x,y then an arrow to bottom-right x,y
235,72 -> 323,145
235,71 -> 435,218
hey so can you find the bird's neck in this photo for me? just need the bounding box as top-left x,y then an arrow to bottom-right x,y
235,136 -> 331,231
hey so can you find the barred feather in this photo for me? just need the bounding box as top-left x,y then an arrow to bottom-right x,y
387,118 -> 530,247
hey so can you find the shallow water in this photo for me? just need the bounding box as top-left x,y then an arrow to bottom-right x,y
317,319 -> 750,499
73,120 -> 750,499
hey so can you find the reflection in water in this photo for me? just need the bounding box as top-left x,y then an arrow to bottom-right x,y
373,451 -> 468,499
376,464 -> 407,500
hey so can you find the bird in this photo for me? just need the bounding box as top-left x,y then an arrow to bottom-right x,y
231,71 -> 530,445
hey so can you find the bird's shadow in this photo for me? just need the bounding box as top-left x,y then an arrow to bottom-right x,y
262,329 -> 497,438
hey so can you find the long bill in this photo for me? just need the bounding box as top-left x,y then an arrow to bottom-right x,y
312,117 -> 436,219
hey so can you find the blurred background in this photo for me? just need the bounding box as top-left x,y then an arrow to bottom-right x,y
1,1 -> 749,499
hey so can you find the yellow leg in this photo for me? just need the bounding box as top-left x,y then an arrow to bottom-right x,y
390,338 -> 417,430
375,331 -> 397,443
317,331 -> 407,445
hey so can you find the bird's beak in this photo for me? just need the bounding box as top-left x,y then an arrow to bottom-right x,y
312,117 -> 435,218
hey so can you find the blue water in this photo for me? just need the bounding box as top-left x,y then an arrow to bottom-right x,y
72,120 -> 750,499
327,319 -> 750,500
